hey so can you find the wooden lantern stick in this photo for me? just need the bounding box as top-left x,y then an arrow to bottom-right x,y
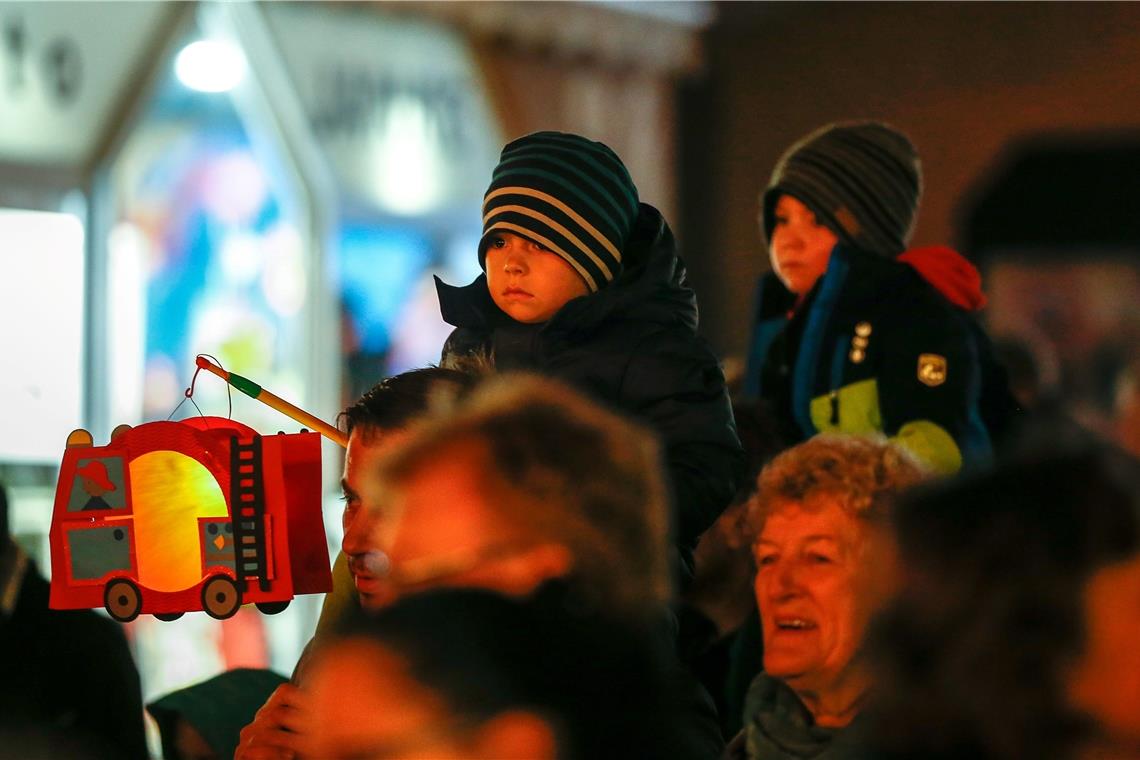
195,356 -> 348,448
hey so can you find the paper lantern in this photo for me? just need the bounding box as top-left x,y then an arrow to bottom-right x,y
48,416 -> 331,622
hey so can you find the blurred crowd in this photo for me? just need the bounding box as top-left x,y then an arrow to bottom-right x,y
2,123 -> 1139,760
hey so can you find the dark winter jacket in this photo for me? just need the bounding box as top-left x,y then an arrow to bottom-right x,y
724,673 -> 869,760
742,245 -> 998,473
436,203 -> 745,580
0,551 -> 148,759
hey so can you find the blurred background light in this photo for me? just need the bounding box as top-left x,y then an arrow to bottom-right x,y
0,209 -> 85,463
371,96 -> 444,216
261,223 -> 307,317
108,221 -> 147,426
175,39 -> 247,93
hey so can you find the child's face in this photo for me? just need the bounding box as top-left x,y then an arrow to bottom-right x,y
768,194 -> 838,296
485,231 -> 589,323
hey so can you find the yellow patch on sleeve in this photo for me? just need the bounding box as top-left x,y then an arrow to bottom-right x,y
892,420 -> 963,474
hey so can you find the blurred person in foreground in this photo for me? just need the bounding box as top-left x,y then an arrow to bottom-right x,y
0,482 -> 147,759
239,373 -> 723,759
236,366 -> 477,760
367,372 -> 724,756
303,587 -> 688,760
868,442 -> 1140,760
727,435 -> 928,759
364,372 -> 673,618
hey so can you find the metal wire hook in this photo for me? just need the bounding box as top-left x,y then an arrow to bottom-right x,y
167,354 -> 233,421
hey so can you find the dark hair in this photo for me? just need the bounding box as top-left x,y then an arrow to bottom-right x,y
338,367 -> 478,435
332,585 -> 684,760
868,443 -> 1140,760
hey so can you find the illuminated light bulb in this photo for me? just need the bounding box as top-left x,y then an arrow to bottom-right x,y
175,39 -> 247,93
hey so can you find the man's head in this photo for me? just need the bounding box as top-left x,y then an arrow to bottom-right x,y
338,367 -> 479,610
761,121 -> 922,269
480,131 -> 640,310
368,374 -> 672,617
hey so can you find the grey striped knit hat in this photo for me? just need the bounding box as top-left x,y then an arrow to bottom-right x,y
762,121 -> 922,258
480,131 -> 640,292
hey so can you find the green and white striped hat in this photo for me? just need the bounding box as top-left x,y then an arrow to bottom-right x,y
480,131 -> 640,292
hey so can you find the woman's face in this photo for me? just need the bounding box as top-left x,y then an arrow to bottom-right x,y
1066,553 -> 1140,748
767,194 -> 839,296
753,497 -> 897,698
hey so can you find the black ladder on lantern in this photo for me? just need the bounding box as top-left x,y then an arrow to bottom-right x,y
230,436 -> 270,592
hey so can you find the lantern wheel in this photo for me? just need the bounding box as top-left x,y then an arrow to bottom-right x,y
201,575 -> 242,620
256,600 -> 290,615
104,578 -> 142,623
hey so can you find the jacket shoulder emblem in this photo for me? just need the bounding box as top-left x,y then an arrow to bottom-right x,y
917,353 -> 948,387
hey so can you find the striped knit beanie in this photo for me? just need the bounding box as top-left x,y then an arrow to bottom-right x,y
762,122 -> 922,258
480,131 -> 640,292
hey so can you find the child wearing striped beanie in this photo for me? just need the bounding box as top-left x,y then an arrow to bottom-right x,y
435,131 -> 744,587
743,121 -> 1016,475
481,131 -> 638,301
761,121 -> 923,263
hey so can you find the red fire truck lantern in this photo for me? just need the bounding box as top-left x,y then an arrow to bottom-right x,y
48,417 -> 332,622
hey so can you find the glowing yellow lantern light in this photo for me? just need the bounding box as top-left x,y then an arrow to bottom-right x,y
129,450 -> 228,592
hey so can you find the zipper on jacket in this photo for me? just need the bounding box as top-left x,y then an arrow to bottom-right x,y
829,390 -> 839,426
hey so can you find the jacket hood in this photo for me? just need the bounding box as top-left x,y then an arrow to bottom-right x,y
436,203 -> 698,337
898,245 -> 987,311
148,668 -> 288,760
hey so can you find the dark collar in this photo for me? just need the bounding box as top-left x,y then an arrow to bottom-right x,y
757,245 -> 918,323
435,273 -> 512,331
435,203 -> 698,338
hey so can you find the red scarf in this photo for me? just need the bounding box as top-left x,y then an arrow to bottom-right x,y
898,246 -> 987,311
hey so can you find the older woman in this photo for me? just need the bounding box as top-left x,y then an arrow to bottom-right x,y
869,442 -> 1140,760
731,434 -> 928,759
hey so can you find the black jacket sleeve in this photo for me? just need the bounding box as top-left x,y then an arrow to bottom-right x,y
620,329 -> 746,557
